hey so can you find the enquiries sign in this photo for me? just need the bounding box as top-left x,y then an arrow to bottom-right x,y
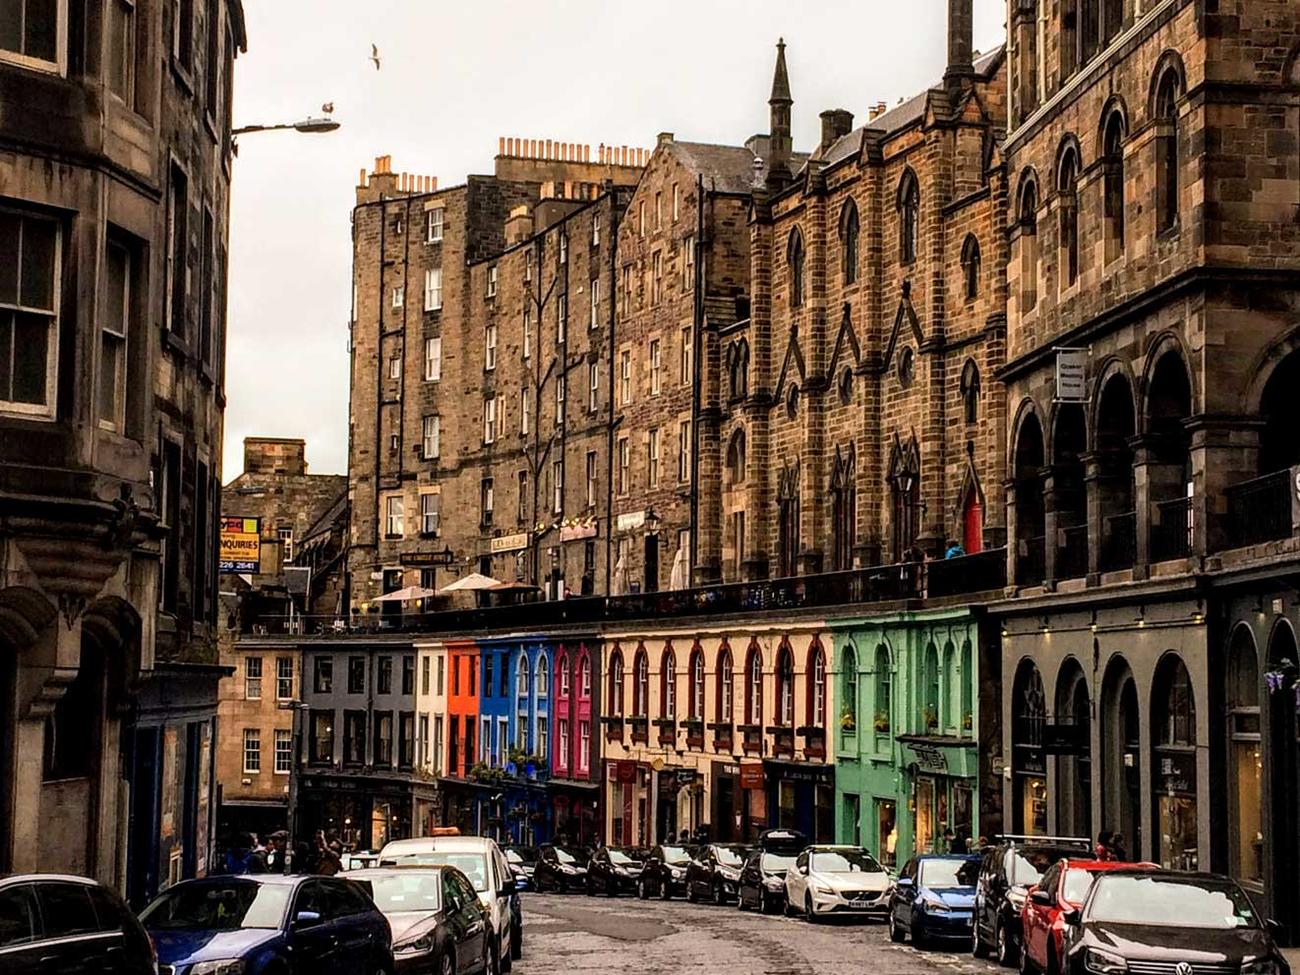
219,516 -> 261,573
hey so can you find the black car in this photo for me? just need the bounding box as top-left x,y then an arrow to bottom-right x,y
1059,870 -> 1289,975
533,844 -> 589,893
347,866 -> 494,974
0,874 -> 156,974
973,836 -> 1092,965
503,846 -> 538,891
684,843 -> 751,905
736,848 -> 798,914
636,844 -> 695,900
585,847 -> 645,896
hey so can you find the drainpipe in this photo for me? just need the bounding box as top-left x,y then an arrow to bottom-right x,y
604,193 -> 620,595
688,175 -> 705,582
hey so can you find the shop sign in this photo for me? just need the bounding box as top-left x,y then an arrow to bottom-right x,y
766,762 -> 834,786
719,763 -> 739,776
1055,347 -> 1088,402
674,769 -> 697,785
616,760 -> 639,784
615,511 -> 647,533
560,520 -> 598,542
489,532 -> 530,554
401,549 -> 455,567
907,742 -> 950,773
1291,465 -> 1300,529
219,516 -> 261,573
739,763 -> 765,790
1156,751 -> 1195,796
1012,742 -> 1046,776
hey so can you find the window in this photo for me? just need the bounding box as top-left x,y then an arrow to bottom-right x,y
1103,110 -> 1126,259
522,305 -> 532,359
558,231 -> 568,265
483,396 -> 497,444
402,655 -> 415,695
718,649 -> 733,723
840,200 -> 860,284
484,656 -> 495,700
420,492 -> 440,534
1058,146 -> 1080,287
682,235 -> 695,289
639,201 -> 646,236
609,652 -> 624,716
347,655 -> 366,694
424,336 -> 442,381
1,211 -> 59,415
392,286 -> 404,308
159,438 -> 181,612
619,349 -> 632,404
437,656 -> 445,695
554,373 -> 565,428
690,651 -> 705,720
1018,179 -> 1039,311
173,0 -> 194,70
649,339 -> 662,394
809,645 -> 827,725
679,326 -> 692,385
276,657 -> 293,700
108,0 -> 137,105
310,710 -> 334,763
518,384 -> 532,436
579,719 -> 591,771
655,192 -> 663,228
585,451 -> 598,507
274,729 -> 293,773
524,248 -> 534,282
385,495 -> 404,537
961,235 -> 981,300
485,324 -> 497,370
1155,69 -> 1180,233
424,268 -> 442,311
651,251 -> 662,306
677,421 -> 690,482
559,656 -> 571,697
552,459 -> 564,514
537,655 -> 550,697
745,649 -> 762,725
199,208 -> 215,367
486,264 -> 498,298
421,414 -> 441,460
620,264 -> 631,314
516,470 -> 528,523
617,437 -> 630,494
592,212 -> 601,247
243,729 -> 261,773
586,361 -> 599,413
536,715 -> 548,757
480,478 -> 494,525
426,208 -> 444,242
589,277 -> 600,327
388,355 -> 401,380
787,228 -> 805,307
633,651 -> 649,716
432,716 -> 444,773
417,715 -> 429,766
661,650 -> 676,718
776,649 -> 794,726
647,428 -> 660,487
374,713 -> 393,766
557,293 -> 567,346
672,183 -> 680,221
873,644 -> 891,735
244,656 -> 263,700
0,0 -> 63,69
313,656 -> 333,693
421,656 -> 431,695
898,171 -> 920,264
495,716 -> 507,766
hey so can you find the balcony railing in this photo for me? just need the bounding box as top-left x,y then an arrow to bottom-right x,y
248,549 -> 1007,638
1225,470 -> 1293,548
1057,524 -> 1089,579
1152,497 -> 1192,562
1016,535 -> 1046,587
1100,511 -> 1136,572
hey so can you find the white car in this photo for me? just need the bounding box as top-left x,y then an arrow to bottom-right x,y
785,845 -> 893,922
378,835 -> 519,972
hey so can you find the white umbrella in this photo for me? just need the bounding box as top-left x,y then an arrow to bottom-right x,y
439,572 -> 502,593
371,585 -> 438,603
612,556 -> 628,596
669,547 -> 688,590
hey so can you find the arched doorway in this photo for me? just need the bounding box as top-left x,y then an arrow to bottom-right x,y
1267,623 -> 1300,935
1146,350 -> 1194,561
1052,405 -> 1088,578
1095,375 -> 1136,571
1055,658 -> 1092,839
1150,654 -> 1198,869
1226,625 -> 1262,889
1100,656 -> 1141,855
1014,414 -> 1046,586
1011,660 -> 1047,835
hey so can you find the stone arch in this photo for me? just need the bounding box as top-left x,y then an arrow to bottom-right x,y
725,427 -> 747,486
1150,651 -> 1198,868
1097,93 -> 1130,146
1099,653 -> 1142,852
0,586 -> 57,654
1053,133 -> 1084,191
1088,357 -> 1138,452
1016,167 -> 1040,226
1012,404 -> 1047,585
1146,49 -> 1187,119
1055,655 -> 1093,838
1011,657 -> 1048,833
1140,331 -> 1196,430
787,226 -> 806,307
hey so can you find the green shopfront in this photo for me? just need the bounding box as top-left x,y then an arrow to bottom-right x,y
831,608 -> 999,866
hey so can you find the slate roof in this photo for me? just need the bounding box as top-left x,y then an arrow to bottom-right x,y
672,140 -> 811,195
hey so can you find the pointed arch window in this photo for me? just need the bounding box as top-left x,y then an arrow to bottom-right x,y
578,653 -> 591,697
633,650 -> 648,717
1155,69 -> 1181,234
608,650 -> 624,716
898,171 -> 920,265
558,652 -> 570,697
788,228 -> 805,307
745,647 -> 763,726
1058,144 -> 1080,288
841,644 -> 859,732
807,643 -> 826,726
536,653 -> 550,698
961,234 -> 981,300
717,646 -> 734,724
689,648 -> 705,720
727,339 -> 750,401
1018,178 -> 1039,311
960,359 -> 981,424
777,460 -> 800,577
830,444 -> 857,571
840,200 -> 860,285
776,646 -> 795,726
661,648 -> 676,719
1102,109 -> 1126,259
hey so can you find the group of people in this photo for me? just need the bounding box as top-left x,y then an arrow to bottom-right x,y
221,830 -> 346,877
1094,830 -> 1130,861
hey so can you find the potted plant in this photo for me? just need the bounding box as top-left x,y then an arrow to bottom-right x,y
962,711 -> 973,731
840,708 -> 857,732
922,705 -> 938,731
873,711 -> 891,733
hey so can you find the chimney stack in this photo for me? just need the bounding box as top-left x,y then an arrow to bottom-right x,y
818,109 -> 854,153
945,0 -> 974,89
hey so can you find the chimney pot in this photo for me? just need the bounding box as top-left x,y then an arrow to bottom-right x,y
657,131 -> 674,147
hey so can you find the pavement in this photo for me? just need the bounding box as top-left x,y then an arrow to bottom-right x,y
513,891 -> 1001,975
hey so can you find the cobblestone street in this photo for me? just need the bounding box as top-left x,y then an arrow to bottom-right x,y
515,893 -> 1000,975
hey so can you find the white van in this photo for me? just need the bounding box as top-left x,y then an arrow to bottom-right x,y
378,834 -> 520,972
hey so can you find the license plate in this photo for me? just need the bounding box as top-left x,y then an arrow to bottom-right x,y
849,900 -> 870,909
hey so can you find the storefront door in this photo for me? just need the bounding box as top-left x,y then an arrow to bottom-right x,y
916,777 -> 936,853
876,799 -> 897,869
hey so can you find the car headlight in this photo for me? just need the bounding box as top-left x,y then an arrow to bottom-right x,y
813,883 -> 837,895
1084,948 -> 1129,975
394,935 -> 435,955
921,897 -> 951,913
1243,960 -> 1280,975
189,962 -> 245,975
561,865 -> 576,874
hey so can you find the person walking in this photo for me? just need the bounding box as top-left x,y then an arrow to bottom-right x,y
1109,833 -> 1128,861
1095,830 -> 1115,861
315,831 -> 343,876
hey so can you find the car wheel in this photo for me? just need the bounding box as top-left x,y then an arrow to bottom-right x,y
889,911 -> 906,942
638,878 -> 649,900
997,918 -> 1018,967
686,881 -> 698,904
511,925 -> 522,961
713,881 -> 726,906
737,888 -> 749,911
1018,940 -> 1035,975
804,894 -> 819,924
439,952 -> 455,975
913,926 -> 930,950
659,880 -> 671,901
973,918 -> 990,958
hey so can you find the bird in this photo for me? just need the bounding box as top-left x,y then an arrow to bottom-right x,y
321,102 -> 334,115
370,44 -> 381,71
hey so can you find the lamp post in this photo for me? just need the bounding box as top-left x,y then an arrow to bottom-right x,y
232,116 -> 341,137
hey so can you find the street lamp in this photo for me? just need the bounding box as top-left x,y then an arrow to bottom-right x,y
232,116 -> 341,136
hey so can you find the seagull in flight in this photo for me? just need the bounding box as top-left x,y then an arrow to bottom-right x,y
370,43 -> 381,71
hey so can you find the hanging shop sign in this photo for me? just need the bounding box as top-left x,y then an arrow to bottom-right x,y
907,742 -> 950,774
615,511 -> 647,533
740,762 -> 765,790
1055,347 -> 1088,402
219,516 -> 261,573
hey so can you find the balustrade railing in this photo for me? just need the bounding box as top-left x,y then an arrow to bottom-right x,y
1225,470 -> 1293,548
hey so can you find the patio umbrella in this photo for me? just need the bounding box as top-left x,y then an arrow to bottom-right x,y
612,556 -> 628,596
488,580 -> 541,591
371,585 -> 438,602
669,547 -> 688,590
439,572 -> 502,593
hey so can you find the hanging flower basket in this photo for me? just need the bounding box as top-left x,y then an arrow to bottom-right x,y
1265,658 -> 1300,707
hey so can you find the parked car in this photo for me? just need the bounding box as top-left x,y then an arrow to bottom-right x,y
736,848 -> 798,914
889,853 -> 981,948
502,846 -> 538,891
637,844 -> 695,900
0,873 -> 156,975
1058,871 -> 1289,975
684,843 -> 751,905
141,874 -> 393,975
785,845 -> 892,922
972,836 -> 1093,965
585,847 -> 645,897
1020,858 -> 1155,975
378,834 -> 519,971
532,844 -> 589,893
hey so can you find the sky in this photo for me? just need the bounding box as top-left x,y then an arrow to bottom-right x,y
224,0 -> 1007,479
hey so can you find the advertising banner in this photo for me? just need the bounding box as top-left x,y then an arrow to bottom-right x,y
219,516 -> 261,573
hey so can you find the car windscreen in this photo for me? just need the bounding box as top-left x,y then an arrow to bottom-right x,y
364,874 -> 442,914
608,850 -> 640,865
140,882 -> 290,931
919,859 -> 975,888
716,846 -> 747,867
1063,869 -> 1098,905
1087,876 -> 1259,929
552,848 -> 581,865
1009,848 -> 1084,885
812,850 -> 884,874
761,853 -> 797,873
507,848 -> 538,864
661,846 -> 692,865
395,853 -> 489,893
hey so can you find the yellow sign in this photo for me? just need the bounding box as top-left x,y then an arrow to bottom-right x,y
219,516 -> 261,573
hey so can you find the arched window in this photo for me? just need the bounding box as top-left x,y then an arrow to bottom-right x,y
717,645 -> 734,723
788,228 -> 805,307
923,642 -> 940,731
841,643 -> 859,731
517,652 -> 530,697
689,648 -> 705,720
745,647 -> 763,726
578,653 -> 591,697
1018,177 -> 1039,311
608,650 -> 624,717
558,652 -> 570,697
776,646 -> 794,726
961,234 -> 981,300
840,200 -> 860,285
808,643 -> 826,726
1058,144 -> 1080,287
535,654 -> 550,699
1154,68 -> 1180,234
943,641 -> 958,730
661,648 -> 676,719
726,429 -> 747,485
873,644 -> 890,734
960,359 -> 981,425
1152,654 -> 1197,869
960,640 -> 973,733
728,339 -> 750,400
1014,411 -> 1047,585
633,650 -> 648,716
1102,109 -> 1126,258
898,171 -> 920,264
1013,660 -> 1048,835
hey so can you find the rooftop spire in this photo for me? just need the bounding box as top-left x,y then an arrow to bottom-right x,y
765,37 -> 793,189
770,37 -> 792,106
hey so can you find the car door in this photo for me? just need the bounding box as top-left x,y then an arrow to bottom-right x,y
1023,863 -> 1060,968
787,850 -> 809,906
33,881 -> 118,975
974,849 -> 995,940
86,884 -> 153,975
0,882 -> 44,975
446,872 -> 487,974
322,880 -> 384,974
290,880 -> 343,974
896,859 -> 919,927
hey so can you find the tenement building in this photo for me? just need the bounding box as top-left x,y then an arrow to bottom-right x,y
0,0 -> 246,902
996,0 -> 1300,933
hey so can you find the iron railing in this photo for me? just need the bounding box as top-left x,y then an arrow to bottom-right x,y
1152,497 -> 1193,562
1056,524 -> 1089,579
1100,511 -> 1136,571
1016,535 -> 1046,587
928,548 -> 1007,597
1225,470 -> 1293,548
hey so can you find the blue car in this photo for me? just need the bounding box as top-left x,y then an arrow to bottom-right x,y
888,853 -> 982,949
140,874 -> 394,975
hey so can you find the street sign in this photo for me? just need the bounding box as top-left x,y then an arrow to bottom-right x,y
1055,348 -> 1088,402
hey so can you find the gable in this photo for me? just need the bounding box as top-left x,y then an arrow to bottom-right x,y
882,290 -> 925,372
828,302 -> 862,378
774,328 -> 807,401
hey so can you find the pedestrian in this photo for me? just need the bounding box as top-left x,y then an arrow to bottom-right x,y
266,830 -> 290,874
678,829 -> 690,843
1095,830 -> 1114,861
245,833 -> 267,874
943,826 -> 957,852
945,540 -> 965,560
952,830 -> 971,854
1109,833 -> 1127,861
315,832 -> 343,876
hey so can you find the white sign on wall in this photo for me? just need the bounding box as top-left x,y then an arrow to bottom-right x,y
1055,347 -> 1088,402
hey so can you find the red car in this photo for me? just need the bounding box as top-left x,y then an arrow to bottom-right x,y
1020,859 -> 1155,975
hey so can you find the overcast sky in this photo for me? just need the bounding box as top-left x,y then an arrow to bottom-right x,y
224,0 -> 1006,478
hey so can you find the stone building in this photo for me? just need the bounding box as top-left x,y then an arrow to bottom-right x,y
0,0 -> 246,902
996,0 -> 1300,933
